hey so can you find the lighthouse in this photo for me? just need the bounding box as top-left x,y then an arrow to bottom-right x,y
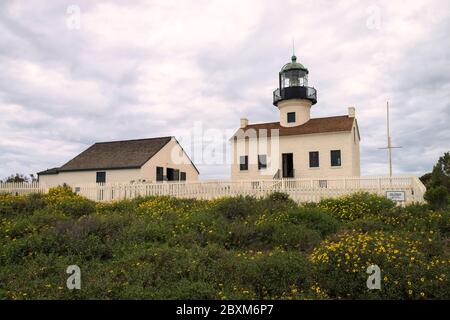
273,55 -> 317,127
230,53 -> 360,180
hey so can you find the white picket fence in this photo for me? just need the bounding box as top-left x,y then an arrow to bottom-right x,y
0,182 -> 46,196
0,176 -> 426,204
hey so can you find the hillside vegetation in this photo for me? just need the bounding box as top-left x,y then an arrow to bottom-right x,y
0,187 -> 449,299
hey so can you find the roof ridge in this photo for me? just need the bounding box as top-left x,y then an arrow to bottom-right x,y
245,115 -> 349,127
246,121 -> 280,126
94,136 -> 173,144
309,115 -> 348,120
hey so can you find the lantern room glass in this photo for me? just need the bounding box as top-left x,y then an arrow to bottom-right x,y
280,70 -> 308,88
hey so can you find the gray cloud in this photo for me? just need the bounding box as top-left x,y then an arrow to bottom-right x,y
0,0 -> 449,180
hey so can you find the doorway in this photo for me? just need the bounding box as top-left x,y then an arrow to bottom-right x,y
282,153 -> 294,178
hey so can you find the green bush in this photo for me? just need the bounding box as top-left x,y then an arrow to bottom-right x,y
266,192 -> 290,202
52,198 -> 96,218
217,250 -> 314,299
96,199 -> 138,215
259,192 -> 298,214
281,207 -> 341,237
347,217 -> 389,232
424,186 -> 448,210
272,224 -> 321,251
213,196 -> 257,220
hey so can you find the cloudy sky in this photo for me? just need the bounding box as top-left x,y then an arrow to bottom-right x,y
0,0 -> 449,180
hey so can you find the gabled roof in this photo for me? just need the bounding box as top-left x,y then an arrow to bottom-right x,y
38,136 -> 173,174
37,167 -> 59,175
232,115 -> 355,139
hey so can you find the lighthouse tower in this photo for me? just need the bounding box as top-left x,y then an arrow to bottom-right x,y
273,55 -> 317,127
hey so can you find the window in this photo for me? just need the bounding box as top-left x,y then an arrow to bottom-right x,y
239,156 -> 248,171
258,154 -> 267,170
180,172 -> 186,181
331,150 -> 341,167
166,168 -> 175,181
156,166 -> 164,182
166,169 -> 180,181
287,112 -> 296,123
309,151 -> 319,168
96,171 -> 106,183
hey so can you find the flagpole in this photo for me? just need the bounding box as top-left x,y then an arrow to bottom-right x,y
387,101 -> 392,177
378,101 -> 401,178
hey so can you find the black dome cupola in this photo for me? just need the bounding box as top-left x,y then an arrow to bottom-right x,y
273,55 -> 317,106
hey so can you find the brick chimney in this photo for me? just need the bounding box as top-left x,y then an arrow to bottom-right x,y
348,107 -> 356,118
240,118 -> 248,128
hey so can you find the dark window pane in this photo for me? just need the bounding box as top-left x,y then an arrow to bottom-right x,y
331,150 -> 341,166
156,166 -> 164,181
309,151 -> 319,168
180,172 -> 186,181
239,156 -> 248,171
174,169 -> 180,181
258,154 -> 267,170
96,171 -> 106,183
167,168 -> 175,181
287,112 -> 296,123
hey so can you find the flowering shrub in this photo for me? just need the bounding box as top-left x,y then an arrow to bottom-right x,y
318,192 -> 396,221
137,196 -> 209,219
310,230 -> 450,299
44,186 -> 95,217
44,185 -> 79,203
0,194 -> 26,216
0,193 -> 47,216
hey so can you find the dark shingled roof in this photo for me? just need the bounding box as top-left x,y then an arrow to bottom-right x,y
38,137 -> 172,174
37,167 -> 59,175
232,115 -> 355,138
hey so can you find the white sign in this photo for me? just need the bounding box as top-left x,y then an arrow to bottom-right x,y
386,191 -> 405,202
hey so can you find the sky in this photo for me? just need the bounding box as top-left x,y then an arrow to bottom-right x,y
0,0 -> 449,180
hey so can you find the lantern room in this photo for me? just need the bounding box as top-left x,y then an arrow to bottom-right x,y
273,55 -> 317,106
